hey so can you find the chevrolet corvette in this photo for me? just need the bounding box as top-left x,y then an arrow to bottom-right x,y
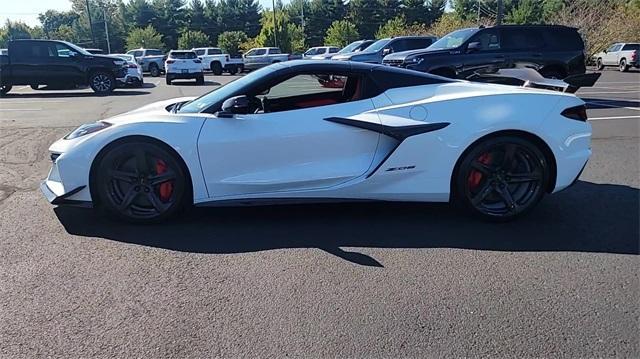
41,60 -> 591,222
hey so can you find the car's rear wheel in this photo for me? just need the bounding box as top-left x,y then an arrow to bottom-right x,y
89,72 -> 115,94
95,140 -> 189,223
165,76 -> 172,85
211,61 -> 223,75
227,66 -> 238,75
0,84 -> 11,96
454,136 -> 548,221
619,59 -> 628,72
149,63 -> 160,77
596,58 -> 604,70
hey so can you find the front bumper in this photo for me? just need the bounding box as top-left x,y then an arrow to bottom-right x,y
40,182 -> 90,207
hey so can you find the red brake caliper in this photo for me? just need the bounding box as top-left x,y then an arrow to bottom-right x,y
468,153 -> 491,190
155,159 -> 173,202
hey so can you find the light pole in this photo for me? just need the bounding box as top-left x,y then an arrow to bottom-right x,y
85,0 -> 96,47
103,8 -> 111,54
272,0 -> 277,48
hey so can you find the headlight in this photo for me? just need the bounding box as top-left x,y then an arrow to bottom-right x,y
65,121 -> 112,140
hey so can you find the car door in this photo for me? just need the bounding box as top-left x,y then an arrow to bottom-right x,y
46,42 -> 85,84
460,28 -> 506,77
197,72 -> 381,198
500,28 -> 545,70
603,44 -> 620,65
244,48 -> 266,67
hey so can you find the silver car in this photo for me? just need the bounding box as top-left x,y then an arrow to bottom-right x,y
113,54 -> 144,87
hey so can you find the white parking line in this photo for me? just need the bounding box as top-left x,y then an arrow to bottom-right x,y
580,91 -> 640,95
2,100 -> 67,104
596,81 -> 640,84
1,108 -> 42,111
589,115 -> 640,121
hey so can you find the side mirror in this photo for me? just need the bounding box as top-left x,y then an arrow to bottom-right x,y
382,48 -> 392,56
467,42 -> 481,53
217,95 -> 250,118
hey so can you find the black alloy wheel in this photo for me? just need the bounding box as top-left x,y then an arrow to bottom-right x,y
95,141 -> 188,222
89,72 -> 115,94
596,58 -> 604,70
455,136 -> 548,221
196,75 -> 205,85
149,63 -> 160,77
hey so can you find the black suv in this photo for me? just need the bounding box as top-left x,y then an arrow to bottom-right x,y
382,25 -> 586,79
0,40 -> 128,96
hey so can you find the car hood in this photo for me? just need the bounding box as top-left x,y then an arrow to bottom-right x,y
384,48 -> 450,60
90,54 -> 127,61
333,50 -> 377,60
106,97 -> 196,125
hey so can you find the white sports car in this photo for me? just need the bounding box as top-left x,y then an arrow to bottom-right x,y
41,61 -> 591,222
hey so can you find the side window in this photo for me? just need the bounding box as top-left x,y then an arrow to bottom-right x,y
255,73 -> 363,113
254,49 -> 266,56
389,39 -> 407,52
469,30 -> 501,51
132,50 -> 143,57
410,38 -> 433,49
194,49 -> 205,56
329,47 -> 339,53
612,44 -> 623,52
147,50 -> 162,56
270,48 -> 281,54
53,43 -> 74,58
208,48 -> 222,55
607,44 -> 618,52
502,29 -> 544,50
622,44 -> 639,51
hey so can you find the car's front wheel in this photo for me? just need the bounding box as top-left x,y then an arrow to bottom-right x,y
211,61 -> 223,75
94,140 -> 189,223
454,136 -> 548,221
596,58 -> 604,70
89,72 -> 115,94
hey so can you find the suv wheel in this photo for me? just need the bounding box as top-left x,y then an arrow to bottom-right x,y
210,62 -> 223,75
619,59 -> 628,72
227,66 -> 238,75
596,58 -> 604,70
89,72 -> 115,94
149,63 -> 160,77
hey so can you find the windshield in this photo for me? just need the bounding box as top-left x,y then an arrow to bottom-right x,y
305,48 -> 319,55
365,39 -> 391,52
339,41 -> 364,54
429,28 -> 478,50
178,65 -> 278,113
63,41 -> 91,56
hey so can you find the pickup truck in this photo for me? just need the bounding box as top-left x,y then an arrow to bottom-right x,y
243,47 -> 289,70
192,47 -> 244,75
126,48 -> 166,76
593,43 -> 639,72
0,39 -> 127,96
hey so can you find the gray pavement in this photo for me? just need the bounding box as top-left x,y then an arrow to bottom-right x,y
0,70 -> 638,357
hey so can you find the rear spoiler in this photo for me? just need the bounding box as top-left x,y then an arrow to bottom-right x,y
467,68 -> 601,93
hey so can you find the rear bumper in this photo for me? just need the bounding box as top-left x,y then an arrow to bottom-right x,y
166,72 -> 202,79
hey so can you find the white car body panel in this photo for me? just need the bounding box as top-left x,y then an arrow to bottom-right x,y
42,67 -> 590,209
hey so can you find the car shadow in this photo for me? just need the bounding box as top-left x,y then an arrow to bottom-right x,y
583,97 -> 640,109
55,181 -> 639,267
3,90 -> 151,98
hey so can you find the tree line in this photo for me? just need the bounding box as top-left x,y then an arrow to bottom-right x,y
0,0 -> 638,57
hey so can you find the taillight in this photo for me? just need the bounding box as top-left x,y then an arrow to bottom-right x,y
166,59 -> 175,64
194,59 -> 201,63
225,55 -> 229,61
632,50 -> 637,62
128,63 -> 137,68
561,105 -> 588,122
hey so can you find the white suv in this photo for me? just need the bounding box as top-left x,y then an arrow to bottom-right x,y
165,50 -> 204,85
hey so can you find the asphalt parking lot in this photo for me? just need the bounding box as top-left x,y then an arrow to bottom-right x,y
0,69 -> 638,357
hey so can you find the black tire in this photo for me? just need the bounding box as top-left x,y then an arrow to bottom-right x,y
454,136 -> 549,221
211,61 -> 223,75
94,140 -> 189,223
149,63 -> 160,77
619,59 -> 628,72
0,84 -> 11,96
227,66 -> 238,75
89,71 -> 116,94
196,75 -> 204,85
165,76 -> 172,85
30,84 -> 40,90
596,58 -> 604,70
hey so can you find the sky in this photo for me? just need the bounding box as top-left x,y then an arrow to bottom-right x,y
0,0 -> 283,27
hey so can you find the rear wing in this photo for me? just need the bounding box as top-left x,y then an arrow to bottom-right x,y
467,68 -> 601,93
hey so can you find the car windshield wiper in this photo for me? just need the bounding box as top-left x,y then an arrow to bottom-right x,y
172,101 -> 187,113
